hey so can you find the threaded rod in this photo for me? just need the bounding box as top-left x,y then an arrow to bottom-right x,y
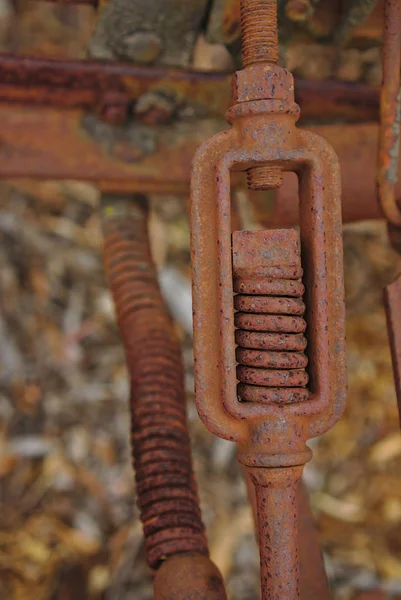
240,0 -> 279,67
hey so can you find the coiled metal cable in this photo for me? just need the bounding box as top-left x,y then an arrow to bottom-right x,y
101,195 -> 208,569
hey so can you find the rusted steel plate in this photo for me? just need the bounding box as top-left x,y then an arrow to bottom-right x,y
0,53 -> 381,123
0,104 -> 390,224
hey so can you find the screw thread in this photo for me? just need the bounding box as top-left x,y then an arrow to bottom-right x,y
240,1 -> 282,188
247,166 -> 283,190
240,0 -> 279,67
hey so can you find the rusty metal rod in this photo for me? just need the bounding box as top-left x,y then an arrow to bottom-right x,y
243,470 -> 332,600
0,52 -> 381,122
100,195 -> 208,569
0,103 -> 390,223
377,0 -> 401,225
251,467 -> 304,600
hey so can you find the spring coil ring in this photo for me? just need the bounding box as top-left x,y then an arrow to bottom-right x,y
234,276 -> 310,405
102,197 -> 208,569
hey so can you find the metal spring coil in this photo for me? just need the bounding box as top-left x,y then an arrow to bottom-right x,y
234,275 -> 310,405
101,196 -> 208,569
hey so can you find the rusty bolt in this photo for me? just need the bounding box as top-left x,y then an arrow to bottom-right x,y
240,0 -> 279,67
122,31 -> 163,64
239,0 -> 282,190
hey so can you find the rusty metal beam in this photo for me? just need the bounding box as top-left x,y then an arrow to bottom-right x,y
0,53 -> 381,123
0,104 -> 389,224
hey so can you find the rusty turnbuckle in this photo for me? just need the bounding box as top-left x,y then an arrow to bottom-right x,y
190,0 -> 347,598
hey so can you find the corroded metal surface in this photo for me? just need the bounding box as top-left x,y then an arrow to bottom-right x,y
0,102 -> 394,224
377,0 -> 401,225
243,471 -> 332,600
0,53 -> 381,122
190,0 -> 347,598
234,230 -> 310,405
153,554 -> 227,600
206,0 -> 384,56
101,195 -> 208,569
379,1 -> 401,437
0,53 -> 232,120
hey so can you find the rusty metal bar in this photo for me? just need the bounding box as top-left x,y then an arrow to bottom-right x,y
0,103 -> 389,224
244,471 -> 332,600
0,53 -> 231,119
0,52 -> 381,122
380,2 -> 401,434
377,0 -> 401,225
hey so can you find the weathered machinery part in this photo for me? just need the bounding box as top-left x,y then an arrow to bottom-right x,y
190,1 -> 347,597
204,0 -> 381,66
0,53 -> 382,123
205,0 -> 325,66
0,101 -> 394,225
243,470 -> 331,600
100,194 -> 211,570
377,0 -> 401,227
153,554 -> 227,600
89,0 -> 210,67
380,1 -> 401,431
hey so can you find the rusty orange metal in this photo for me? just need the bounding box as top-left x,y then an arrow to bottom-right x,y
101,195 -> 212,570
243,471 -> 331,600
153,554 -> 227,600
380,0 -> 401,436
0,53 -> 382,123
0,53 -> 232,120
190,1 -> 347,597
377,0 -> 401,225
0,102 -> 394,224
